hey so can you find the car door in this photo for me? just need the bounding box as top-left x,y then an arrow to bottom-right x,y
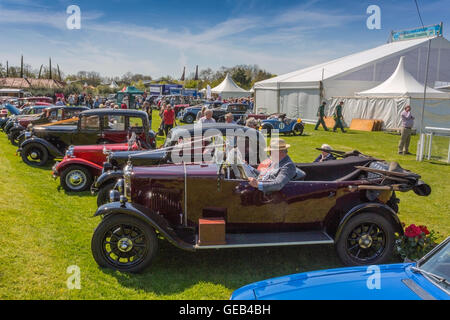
101,114 -> 127,143
72,114 -> 102,145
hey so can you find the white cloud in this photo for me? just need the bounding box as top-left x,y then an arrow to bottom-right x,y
0,2 -> 377,77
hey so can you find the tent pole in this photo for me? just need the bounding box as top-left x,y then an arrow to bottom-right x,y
418,38 -> 432,161
277,83 -> 280,114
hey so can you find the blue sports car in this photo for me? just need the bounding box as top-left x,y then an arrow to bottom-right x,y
260,114 -> 304,136
231,237 -> 450,300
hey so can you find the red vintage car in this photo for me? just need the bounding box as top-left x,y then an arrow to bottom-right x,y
52,141 -> 143,192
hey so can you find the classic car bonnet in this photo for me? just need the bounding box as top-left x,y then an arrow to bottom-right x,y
131,163 -> 218,179
233,264 -> 428,300
109,150 -> 168,167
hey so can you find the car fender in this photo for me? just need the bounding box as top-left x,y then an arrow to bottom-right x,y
20,137 -> 64,158
261,122 -> 274,129
95,170 -> 124,189
55,158 -> 103,176
335,202 -> 404,241
94,202 -> 195,251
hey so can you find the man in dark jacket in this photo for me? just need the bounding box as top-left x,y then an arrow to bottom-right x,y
333,101 -> 346,133
248,139 -> 299,193
315,101 -> 328,131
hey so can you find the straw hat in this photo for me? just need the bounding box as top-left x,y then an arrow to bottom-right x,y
265,139 -> 291,152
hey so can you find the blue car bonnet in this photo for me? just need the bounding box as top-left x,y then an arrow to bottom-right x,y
231,264 -> 449,300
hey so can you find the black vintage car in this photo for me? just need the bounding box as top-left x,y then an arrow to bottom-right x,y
8,106 -> 88,146
92,123 -> 266,206
18,109 -> 156,167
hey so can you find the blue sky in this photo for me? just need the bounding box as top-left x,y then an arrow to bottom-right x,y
0,0 -> 448,78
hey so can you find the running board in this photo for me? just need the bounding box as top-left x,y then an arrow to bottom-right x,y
194,231 -> 334,249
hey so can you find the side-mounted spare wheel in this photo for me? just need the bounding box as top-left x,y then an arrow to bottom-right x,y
21,143 -> 49,167
91,214 -> 159,273
335,212 -> 396,266
60,165 -> 93,192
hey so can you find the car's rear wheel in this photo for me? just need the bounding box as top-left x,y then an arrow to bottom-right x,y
60,165 -> 93,192
91,214 -> 158,273
292,124 -> 304,136
184,114 -> 195,124
335,212 -> 395,266
21,143 -> 49,167
97,182 -> 117,207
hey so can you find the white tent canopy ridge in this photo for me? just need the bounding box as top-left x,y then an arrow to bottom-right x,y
211,74 -> 251,99
327,56 -> 450,130
357,56 -> 449,99
254,36 -> 450,123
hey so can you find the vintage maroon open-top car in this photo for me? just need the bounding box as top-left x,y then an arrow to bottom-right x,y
90,144 -> 432,273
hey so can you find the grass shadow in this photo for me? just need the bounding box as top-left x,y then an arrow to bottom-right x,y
104,241 -> 345,296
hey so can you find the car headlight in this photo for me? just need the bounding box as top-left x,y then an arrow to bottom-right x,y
123,164 -> 133,199
24,131 -> 32,139
297,118 -> 302,123
66,146 -> 75,158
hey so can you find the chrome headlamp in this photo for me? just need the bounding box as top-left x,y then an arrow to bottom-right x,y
123,164 -> 133,200
24,131 -> 32,139
66,146 -> 75,158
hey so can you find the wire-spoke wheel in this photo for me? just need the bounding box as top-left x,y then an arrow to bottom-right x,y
336,212 -> 395,266
91,214 -> 158,273
184,114 -> 195,124
21,143 -> 49,167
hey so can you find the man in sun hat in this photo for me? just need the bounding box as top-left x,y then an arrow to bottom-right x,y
314,144 -> 337,163
248,138 -> 298,193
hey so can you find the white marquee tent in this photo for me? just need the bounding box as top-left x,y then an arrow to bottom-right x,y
254,36 -> 450,123
211,74 -> 250,99
327,56 -> 450,129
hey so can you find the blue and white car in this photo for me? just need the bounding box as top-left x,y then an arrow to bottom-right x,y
177,101 -> 223,124
231,237 -> 450,300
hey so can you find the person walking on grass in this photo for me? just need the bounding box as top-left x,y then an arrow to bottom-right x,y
163,104 -> 175,136
333,101 -> 346,133
398,105 -> 415,155
315,101 -> 328,131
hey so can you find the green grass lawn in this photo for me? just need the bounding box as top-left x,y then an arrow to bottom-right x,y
0,111 -> 448,299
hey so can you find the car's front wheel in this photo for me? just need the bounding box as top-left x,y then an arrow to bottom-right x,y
91,214 -> 158,273
184,114 -> 195,124
9,130 -> 22,146
21,143 -> 49,167
335,212 -> 396,266
97,181 -> 117,207
60,165 -> 93,192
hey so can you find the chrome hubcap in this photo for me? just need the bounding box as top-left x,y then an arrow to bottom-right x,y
117,238 -> 133,253
30,152 -> 38,159
66,170 -> 86,189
